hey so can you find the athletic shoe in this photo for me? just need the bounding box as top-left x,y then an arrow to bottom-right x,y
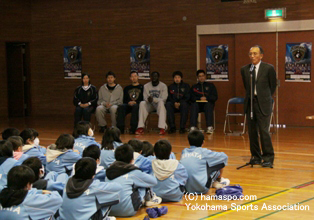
179,128 -> 186,134
135,128 -> 144,135
212,177 -> 230,189
104,217 -> 116,220
168,127 -> 176,134
159,129 -> 166,135
145,193 -> 162,207
206,126 -> 214,134
190,126 -> 197,131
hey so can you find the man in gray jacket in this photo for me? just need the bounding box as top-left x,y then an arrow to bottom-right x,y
96,71 -> 123,132
136,71 -> 168,135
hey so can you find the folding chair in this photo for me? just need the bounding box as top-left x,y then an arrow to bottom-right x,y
223,97 -> 246,135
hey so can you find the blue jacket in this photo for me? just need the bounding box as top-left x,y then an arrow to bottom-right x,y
14,154 -> 29,166
106,165 -> 157,217
74,135 -> 101,155
59,179 -> 122,220
99,141 -> 123,169
46,144 -> 81,175
133,153 -> 152,174
180,146 -> 228,194
23,144 -> 46,166
0,188 -> 62,219
152,159 -> 188,202
0,158 -> 17,192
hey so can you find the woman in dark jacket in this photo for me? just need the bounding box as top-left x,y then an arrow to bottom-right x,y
73,73 -> 98,125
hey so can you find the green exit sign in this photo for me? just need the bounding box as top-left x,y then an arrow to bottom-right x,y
265,8 -> 286,19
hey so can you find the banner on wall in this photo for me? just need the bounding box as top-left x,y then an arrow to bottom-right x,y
285,43 -> 311,82
130,45 -> 150,79
206,45 -> 229,81
64,46 -> 82,79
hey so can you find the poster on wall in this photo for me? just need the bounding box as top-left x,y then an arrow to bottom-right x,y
285,43 -> 311,82
130,45 -> 150,79
206,45 -> 229,81
64,46 -> 82,79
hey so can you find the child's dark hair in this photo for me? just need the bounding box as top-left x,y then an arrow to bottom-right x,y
74,157 -> 96,180
128,139 -> 143,153
172,71 -> 183,78
1,128 -> 20,140
22,157 -> 42,181
7,136 -> 24,151
73,121 -> 91,138
31,129 -> 39,138
101,127 -> 122,150
141,141 -> 154,157
130,70 -> 138,76
196,69 -> 206,77
106,71 -> 116,78
0,140 -> 13,158
154,140 -> 172,160
82,145 -> 101,161
55,134 -> 75,150
115,144 -> 134,164
81,73 -> 91,85
188,130 -> 204,147
20,128 -> 36,144
7,165 -> 35,190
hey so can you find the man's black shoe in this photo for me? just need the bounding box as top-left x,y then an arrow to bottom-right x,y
179,128 -> 186,134
261,161 -> 273,168
168,128 -> 176,134
249,159 -> 262,165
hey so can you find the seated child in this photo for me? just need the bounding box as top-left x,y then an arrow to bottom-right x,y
128,139 -> 152,174
59,157 -> 122,220
180,130 -> 229,194
100,127 -> 123,169
72,145 -> 106,182
22,157 -> 68,195
20,128 -> 46,165
0,165 -> 62,219
7,136 -> 29,164
73,121 -> 101,155
1,128 -> 20,140
141,140 -> 176,160
152,140 -> 188,202
106,144 -> 161,217
31,129 -> 47,155
46,134 -> 81,175
0,140 -> 17,192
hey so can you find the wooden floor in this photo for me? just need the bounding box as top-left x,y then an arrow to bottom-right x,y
1,117 -> 313,220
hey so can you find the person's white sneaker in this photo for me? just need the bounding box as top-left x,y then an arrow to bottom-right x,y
212,177 -> 230,189
190,126 -> 197,131
206,126 -> 214,134
145,193 -> 162,206
104,217 -> 116,220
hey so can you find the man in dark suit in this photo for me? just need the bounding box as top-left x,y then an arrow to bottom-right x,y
241,45 -> 277,168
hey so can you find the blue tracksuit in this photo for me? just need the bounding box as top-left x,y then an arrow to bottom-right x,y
74,135 -> 101,155
152,159 -> 188,202
100,141 -> 123,169
14,154 -> 29,166
59,179 -> 122,220
23,145 -> 46,166
0,158 -> 17,192
0,188 -> 62,219
134,153 -> 152,174
180,146 -> 228,194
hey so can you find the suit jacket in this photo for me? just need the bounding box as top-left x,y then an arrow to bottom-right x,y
241,62 -> 277,116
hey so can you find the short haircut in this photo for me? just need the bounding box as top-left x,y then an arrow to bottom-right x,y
101,127 -> 121,150
141,141 -> 154,157
82,145 -> 101,161
20,128 -> 36,144
7,136 -> 24,151
22,157 -> 42,181
130,70 -> 138,76
172,71 -> 183,78
115,144 -> 134,164
154,140 -> 172,160
0,140 -> 13,158
188,130 -> 204,147
7,165 -> 35,190
73,121 -> 91,138
196,69 -> 206,77
74,157 -> 96,180
106,71 -> 116,78
1,128 -> 20,140
55,134 -> 75,150
128,139 -> 143,153
81,73 -> 91,85
150,71 -> 160,77
252,45 -> 264,54
31,129 -> 39,138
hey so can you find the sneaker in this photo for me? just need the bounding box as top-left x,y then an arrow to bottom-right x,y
168,127 -> 176,134
206,126 -> 214,134
190,126 -> 197,131
212,177 -> 230,189
135,128 -> 144,135
179,128 -> 186,134
159,129 -> 166,135
145,193 -> 162,207
104,217 -> 116,220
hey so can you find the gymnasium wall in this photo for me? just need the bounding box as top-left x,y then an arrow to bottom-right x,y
1,0 -> 314,126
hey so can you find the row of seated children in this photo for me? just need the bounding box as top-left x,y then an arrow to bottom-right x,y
0,125 -> 229,219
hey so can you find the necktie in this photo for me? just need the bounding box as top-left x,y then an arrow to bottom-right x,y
252,66 -> 256,97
